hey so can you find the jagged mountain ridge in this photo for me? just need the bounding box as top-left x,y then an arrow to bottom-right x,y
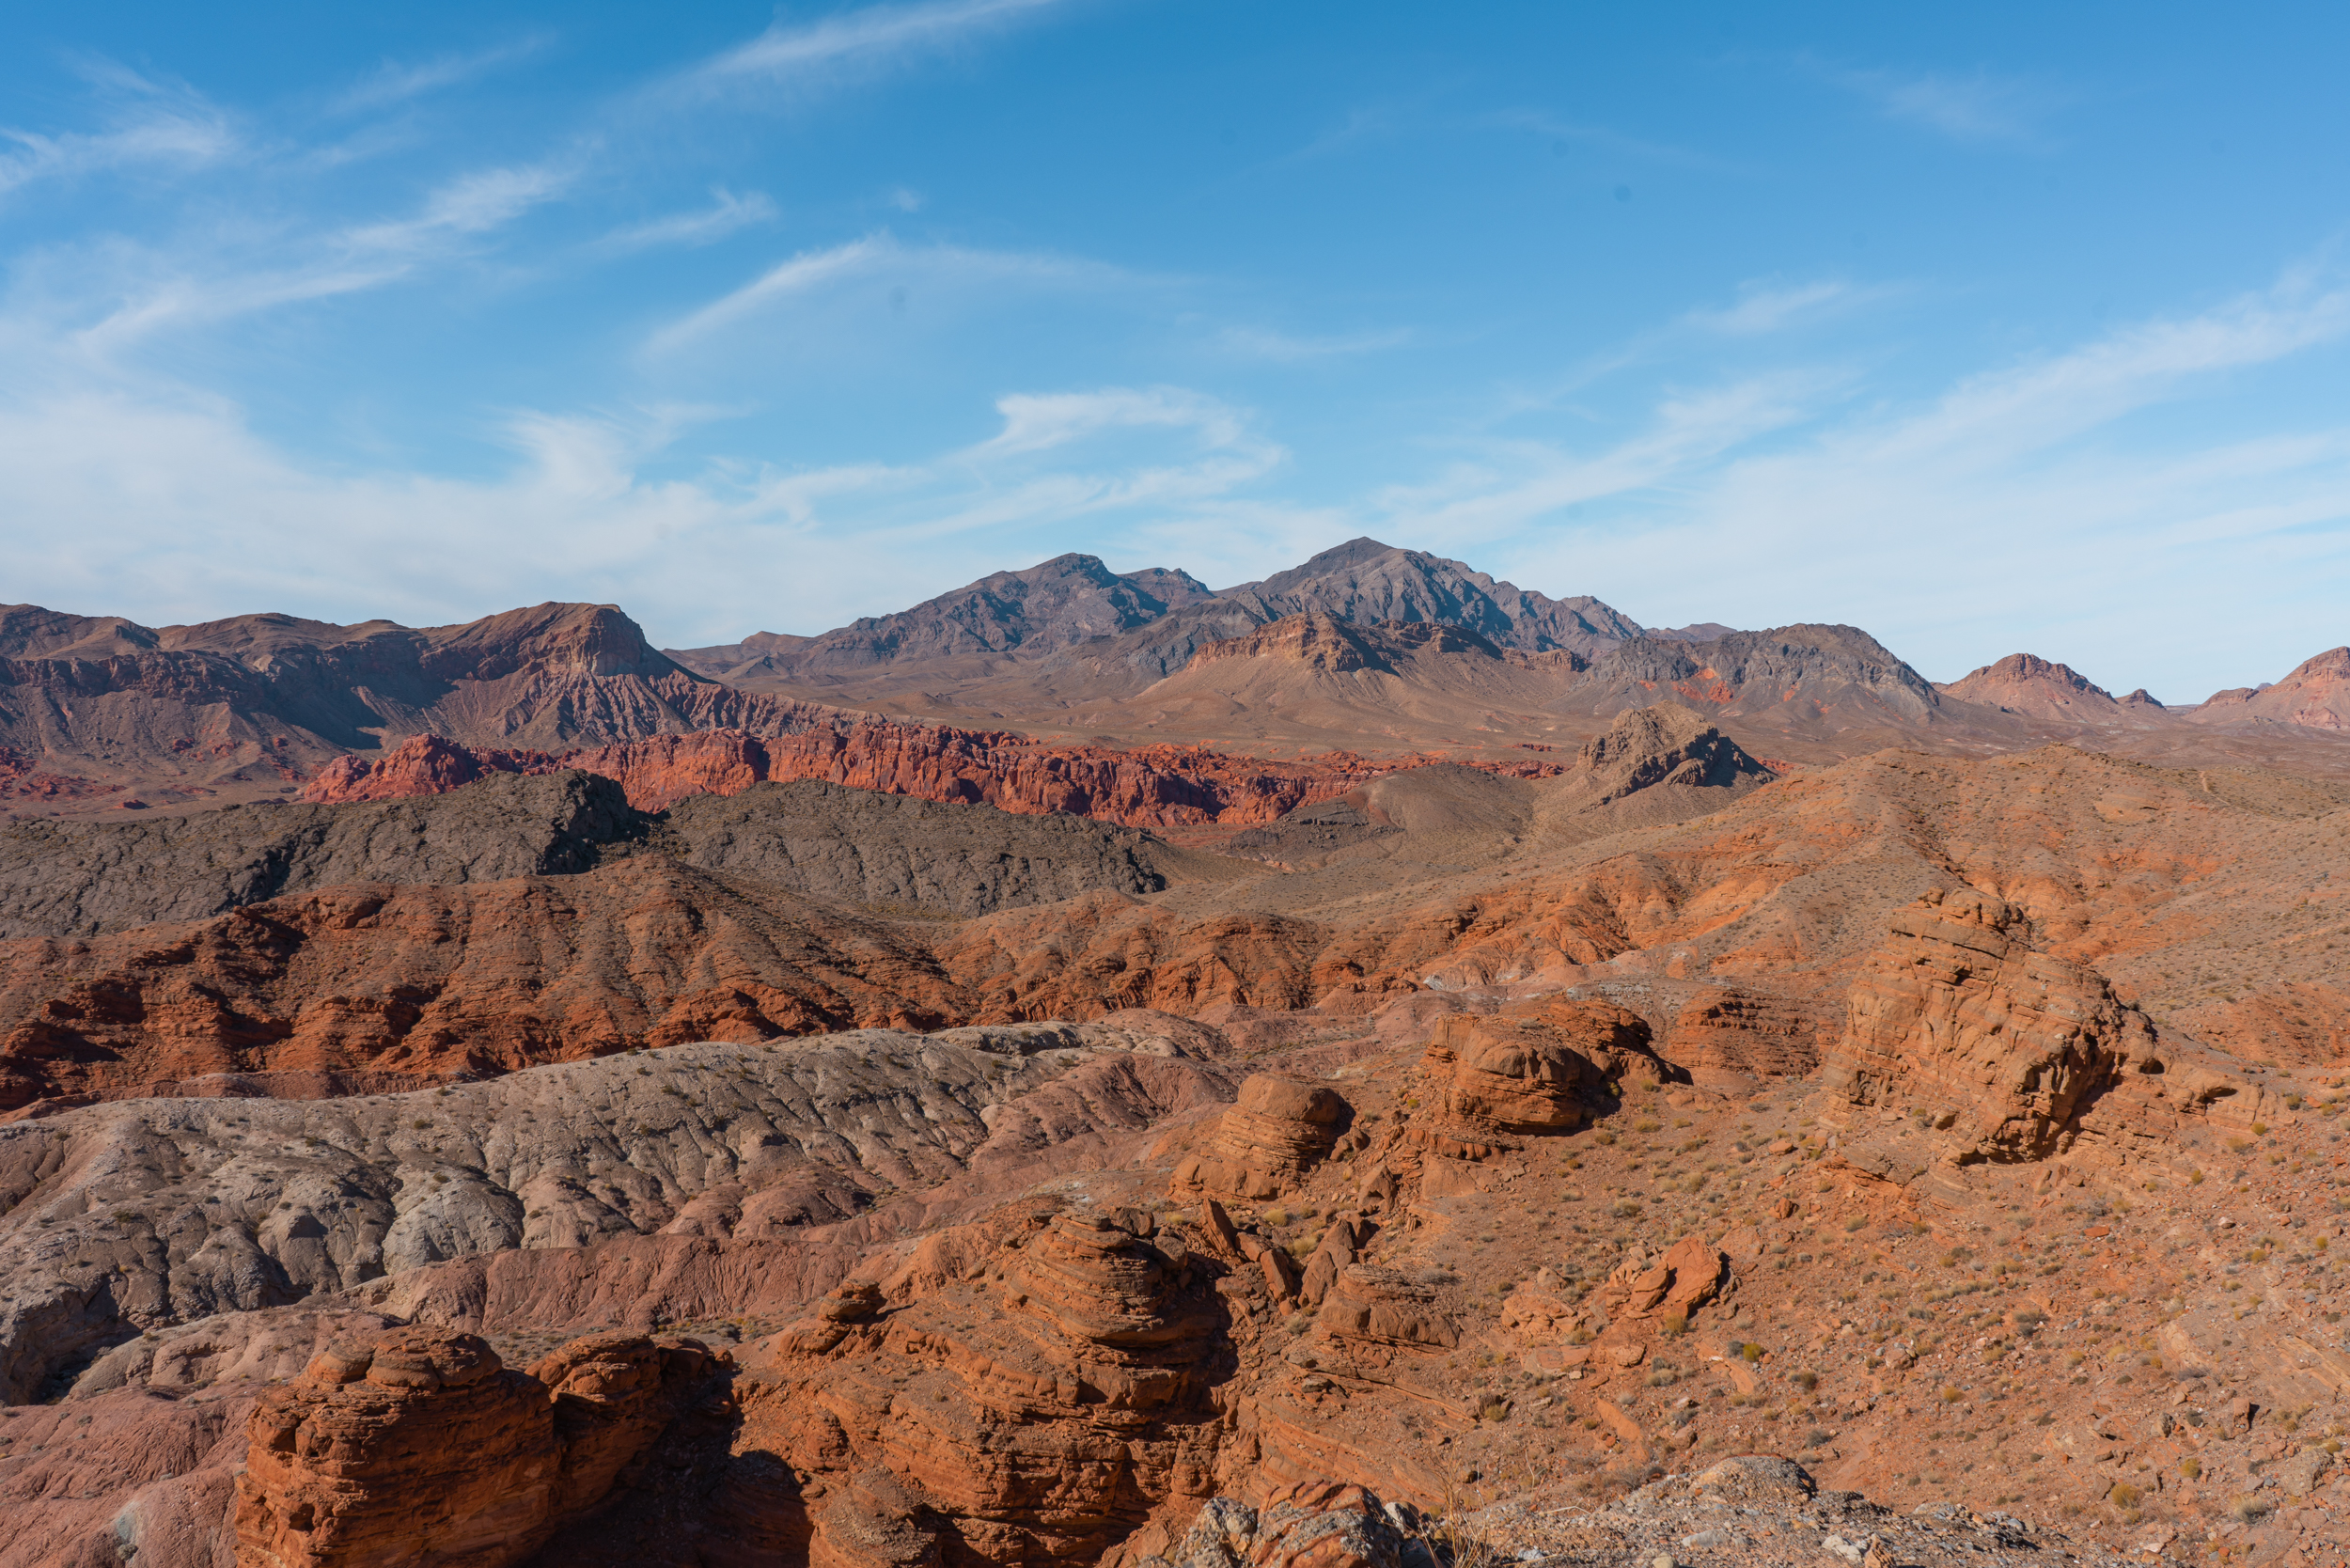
665,537 -> 1647,692
677,553 -> 1219,682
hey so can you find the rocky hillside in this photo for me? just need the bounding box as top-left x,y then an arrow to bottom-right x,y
2190,645 -> 2350,729
0,700 -> 2341,1562
0,600 -> 852,817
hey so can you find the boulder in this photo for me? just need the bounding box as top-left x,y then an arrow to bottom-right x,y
741,1204 -> 1234,1565
1590,1236 -> 1728,1323
1404,997 -> 1667,1165
232,1325 -> 707,1568
1823,887 -> 2158,1161
1173,1076 -> 1354,1200
1152,1479 -> 1410,1568
1314,1267 -> 1459,1353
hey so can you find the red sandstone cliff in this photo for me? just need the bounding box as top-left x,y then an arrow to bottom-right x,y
301,725 -> 1398,825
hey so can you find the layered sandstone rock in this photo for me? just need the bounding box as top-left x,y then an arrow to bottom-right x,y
1668,986 -> 1823,1080
303,723 -> 1384,827
738,1203 -> 1238,1566
233,1325 -> 712,1568
1312,1267 -> 1459,1355
1822,886 -> 2160,1162
1171,1075 -> 1353,1200
1402,997 -> 1661,1164
1588,1235 -> 1729,1325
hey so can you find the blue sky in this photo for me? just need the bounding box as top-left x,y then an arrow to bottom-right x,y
3,1 -> 2347,700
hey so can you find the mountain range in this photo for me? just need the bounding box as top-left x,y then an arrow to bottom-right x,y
1,537 -> 2345,823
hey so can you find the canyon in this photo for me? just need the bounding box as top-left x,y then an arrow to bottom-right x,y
0,541 -> 2343,1566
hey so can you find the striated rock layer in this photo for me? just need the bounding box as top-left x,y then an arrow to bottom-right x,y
1170,1074 -> 1354,1201
302,726 -> 1392,826
1822,886 -> 2160,1161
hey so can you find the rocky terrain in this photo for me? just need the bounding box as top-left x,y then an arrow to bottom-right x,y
0,550 -> 2347,1566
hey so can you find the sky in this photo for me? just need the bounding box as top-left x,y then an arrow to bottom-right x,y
3,2 -> 2347,701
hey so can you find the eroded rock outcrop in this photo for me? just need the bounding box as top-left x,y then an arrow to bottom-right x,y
1587,1235 -> 1729,1325
1404,997 -> 1661,1162
1143,1479 -> 1417,1568
738,1203 -> 1238,1566
0,1027 -> 1225,1403
233,1325 -> 713,1568
1312,1267 -> 1459,1356
1822,886 -> 2158,1161
1668,985 -> 1824,1080
304,724 -> 1385,828
1171,1075 -> 1353,1200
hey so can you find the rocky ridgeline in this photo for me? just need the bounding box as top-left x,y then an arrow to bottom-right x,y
298,724 -> 1391,825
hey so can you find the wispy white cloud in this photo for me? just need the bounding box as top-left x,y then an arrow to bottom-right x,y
979,386 -> 1252,456
1815,61 -> 2063,147
1369,369 -> 1844,544
592,188 -> 778,254
0,66 -> 237,200
52,156 -> 580,353
331,38 -> 549,115
682,0 -> 1073,96
644,232 -> 1139,352
1682,280 -> 1856,337
340,159 -> 574,254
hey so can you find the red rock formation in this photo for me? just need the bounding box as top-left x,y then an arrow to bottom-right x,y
1821,886 -> 2159,1161
300,725 -> 1386,826
1414,997 -> 1659,1150
233,1325 -> 711,1568
1311,1266 -> 1458,1355
737,1202 -> 1238,1566
1587,1235 -> 1729,1325
1170,1075 -> 1354,1201
1668,986 -> 1824,1081
0,861 -> 969,1109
